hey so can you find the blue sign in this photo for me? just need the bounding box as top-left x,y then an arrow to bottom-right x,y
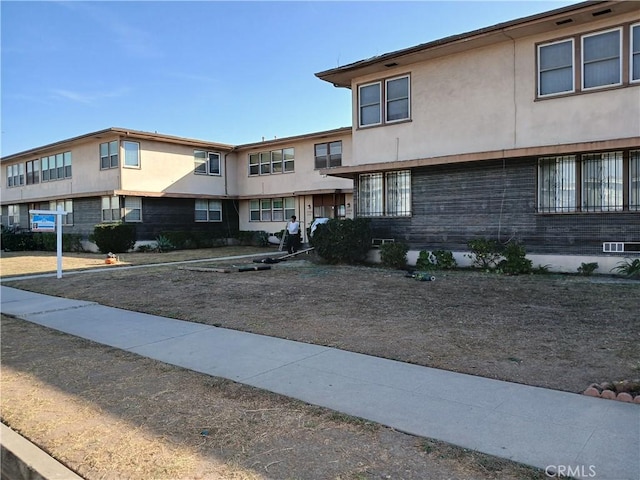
31,214 -> 56,232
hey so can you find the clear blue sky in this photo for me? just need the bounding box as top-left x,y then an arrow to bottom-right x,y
1,0 -> 578,156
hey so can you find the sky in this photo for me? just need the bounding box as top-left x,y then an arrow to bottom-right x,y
1,0 -> 579,157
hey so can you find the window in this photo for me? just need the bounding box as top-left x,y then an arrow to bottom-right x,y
40,152 -> 71,181
315,141 -> 342,169
124,197 -> 142,222
538,156 -> 577,212
49,200 -> 73,225
101,196 -> 121,222
26,159 -> 40,185
359,82 -> 381,127
6,164 -> 24,188
248,148 -> 294,175
358,170 -> 411,217
631,150 -> 640,211
123,141 -> 140,168
7,205 -> 20,226
386,76 -> 410,122
582,28 -> 622,90
632,24 -> 640,82
538,39 -> 574,96
359,75 -> 410,127
100,141 -> 119,169
582,152 -> 623,212
195,199 -> 222,222
194,150 -> 221,175
249,197 -> 294,221
63,152 -> 72,178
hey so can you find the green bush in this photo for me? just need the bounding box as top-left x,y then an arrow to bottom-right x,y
431,250 -> 457,270
380,242 -> 408,269
1,228 -> 82,252
416,251 -> 432,270
466,238 -> 502,270
499,241 -> 532,275
310,218 -> 371,264
89,223 -> 136,253
154,235 -> 175,252
236,230 -> 269,247
577,262 -> 599,276
611,258 -> 640,278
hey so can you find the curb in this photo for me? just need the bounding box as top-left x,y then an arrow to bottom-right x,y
1,423 -> 83,480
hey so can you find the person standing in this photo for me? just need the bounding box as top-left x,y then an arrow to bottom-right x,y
286,215 -> 300,254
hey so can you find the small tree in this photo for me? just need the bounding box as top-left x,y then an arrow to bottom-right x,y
466,238 -> 502,270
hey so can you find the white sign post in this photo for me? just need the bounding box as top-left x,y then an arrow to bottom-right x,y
29,207 -> 68,279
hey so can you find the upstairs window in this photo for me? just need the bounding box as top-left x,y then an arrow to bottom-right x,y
632,24 -> 640,82
100,141 -> 119,169
582,28 -> 621,90
358,75 -> 411,128
26,159 -> 40,185
315,141 -> 342,169
194,150 -> 221,175
6,164 -> 24,188
123,141 -> 140,168
248,148 -> 294,176
538,39 -> 574,96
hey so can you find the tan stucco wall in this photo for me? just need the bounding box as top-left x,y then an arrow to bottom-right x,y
349,10 -> 640,166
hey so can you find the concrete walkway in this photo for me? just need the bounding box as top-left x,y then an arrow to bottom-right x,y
1,284 -> 638,480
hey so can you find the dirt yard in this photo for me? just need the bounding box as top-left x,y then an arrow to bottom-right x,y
2,247 -> 639,479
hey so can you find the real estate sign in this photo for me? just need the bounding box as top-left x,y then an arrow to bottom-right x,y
31,213 -> 56,232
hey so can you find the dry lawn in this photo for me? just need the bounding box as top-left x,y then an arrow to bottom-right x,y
2,247 -> 639,479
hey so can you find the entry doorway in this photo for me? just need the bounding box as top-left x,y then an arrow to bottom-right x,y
312,193 -> 346,219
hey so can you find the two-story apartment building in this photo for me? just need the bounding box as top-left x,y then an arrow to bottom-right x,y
316,0 -> 640,270
1,127 -> 353,249
2,1 -> 638,270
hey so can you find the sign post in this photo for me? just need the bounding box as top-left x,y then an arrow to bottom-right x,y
29,207 -> 68,279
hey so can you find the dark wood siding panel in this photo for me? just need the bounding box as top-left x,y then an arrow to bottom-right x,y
368,159 -> 640,255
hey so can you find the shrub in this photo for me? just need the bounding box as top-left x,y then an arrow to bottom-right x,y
430,250 -> 457,270
154,235 -> 175,252
499,241 -> 532,275
466,238 -> 502,270
0,228 -> 82,252
89,223 -> 136,253
310,218 -> 371,264
611,258 -> 640,278
236,230 -> 269,247
577,262 -> 599,276
380,242 -> 408,269
416,251 -> 432,271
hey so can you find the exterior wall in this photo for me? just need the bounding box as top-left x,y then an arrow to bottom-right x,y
120,139 -> 229,196
349,9 -> 640,166
366,159 -> 640,257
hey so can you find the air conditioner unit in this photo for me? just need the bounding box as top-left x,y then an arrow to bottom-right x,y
603,242 -> 640,253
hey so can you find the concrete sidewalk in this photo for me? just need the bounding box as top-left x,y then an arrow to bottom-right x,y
1,285 -> 638,480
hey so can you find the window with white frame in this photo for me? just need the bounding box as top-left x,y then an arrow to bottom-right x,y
194,150 -> 221,175
26,159 -> 40,185
358,170 -> 411,217
195,199 -> 222,222
6,164 -> 24,188
49,199 -> 73,225
359,82 -> 381,127
582,28 -> 622,90
7,205 -> 20,226
538,156 -> 577,212
100,141 -> 119,169
248,148 -> 294,176
631,150 -> 640,211
538,39 -> 574,96
315,141 -> 342,169
124,197 -> 142,222
249,197 -> 295,221
359,75 -> 410,127
582,151 -> 623,212
632,24 -> 640,82
101,196 -> 121,222
123,141 -> 140,168
386,76 -> 410,122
